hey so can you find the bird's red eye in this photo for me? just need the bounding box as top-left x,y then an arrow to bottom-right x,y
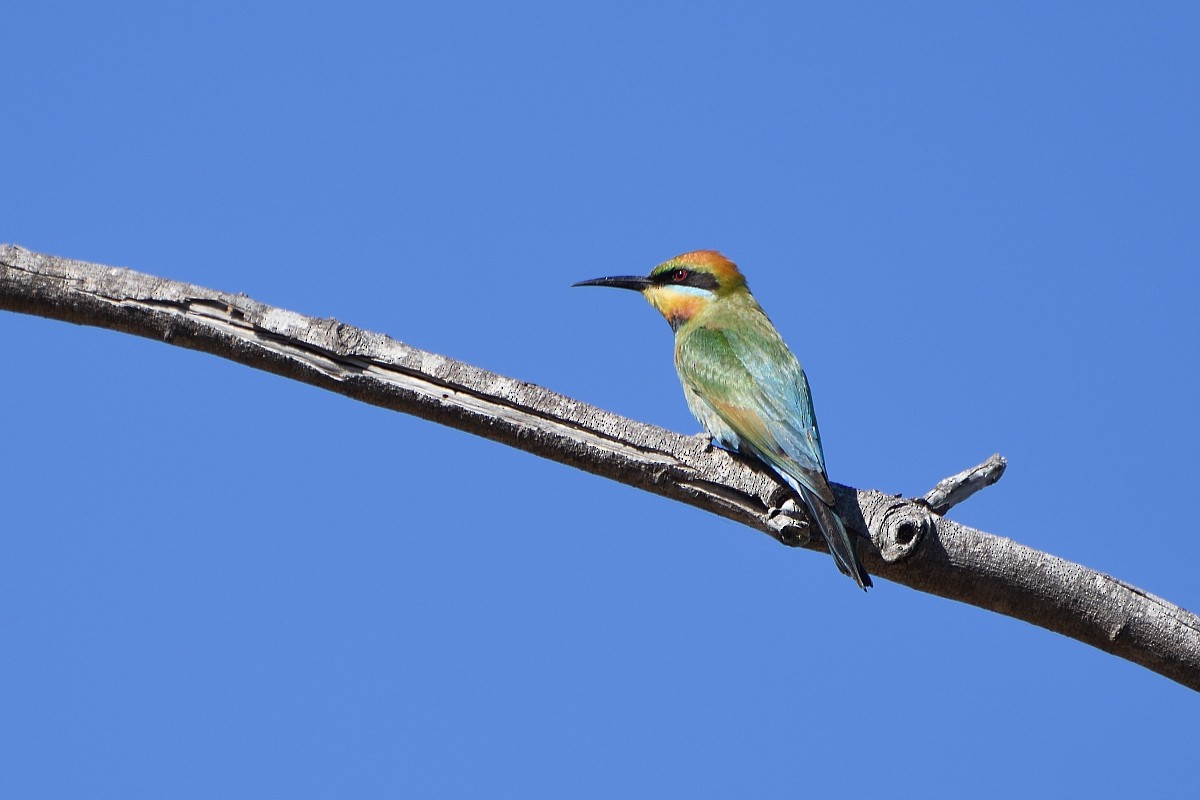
672,269 -> 689,282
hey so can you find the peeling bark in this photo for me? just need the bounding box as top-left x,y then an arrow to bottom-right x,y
2,244 -> 1197,691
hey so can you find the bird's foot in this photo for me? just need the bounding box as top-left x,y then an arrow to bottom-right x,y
693,431 -> 716,450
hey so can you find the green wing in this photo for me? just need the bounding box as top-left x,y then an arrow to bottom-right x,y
676,322 -> 834,505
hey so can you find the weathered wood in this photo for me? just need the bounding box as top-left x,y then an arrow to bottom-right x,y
3,243 -> 1198,691
923,453 -> 1008,514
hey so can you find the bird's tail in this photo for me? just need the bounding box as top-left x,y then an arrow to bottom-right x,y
797,484 -> 872,591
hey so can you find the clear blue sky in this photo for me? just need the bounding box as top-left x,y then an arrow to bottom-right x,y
3,2 -> 1198,797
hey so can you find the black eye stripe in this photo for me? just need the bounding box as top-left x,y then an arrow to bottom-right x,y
652,270 -> 719,291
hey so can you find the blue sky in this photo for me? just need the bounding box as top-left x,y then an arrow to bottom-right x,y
3,2 -> 1198,797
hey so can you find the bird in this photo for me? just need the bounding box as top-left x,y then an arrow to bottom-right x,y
573,250 -> 872,590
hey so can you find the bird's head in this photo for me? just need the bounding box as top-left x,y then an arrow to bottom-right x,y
573,250 -> 747,331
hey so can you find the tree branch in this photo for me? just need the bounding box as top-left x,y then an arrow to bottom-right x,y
3,244 -> 1197,691
922,453 -> 1007,515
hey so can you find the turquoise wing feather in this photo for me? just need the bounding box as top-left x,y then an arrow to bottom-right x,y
676,319 -> 871,589
676,322 -> 834,503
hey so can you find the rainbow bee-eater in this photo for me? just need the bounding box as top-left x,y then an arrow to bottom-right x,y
574,250 -> 872,590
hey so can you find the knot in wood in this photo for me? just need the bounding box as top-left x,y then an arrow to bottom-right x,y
861,493 -> 933,563
765,497 -> 813,547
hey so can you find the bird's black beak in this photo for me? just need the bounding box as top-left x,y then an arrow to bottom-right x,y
572,275 -> 652,291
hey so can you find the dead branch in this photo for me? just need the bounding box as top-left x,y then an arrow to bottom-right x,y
2,244 -> 1197,691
